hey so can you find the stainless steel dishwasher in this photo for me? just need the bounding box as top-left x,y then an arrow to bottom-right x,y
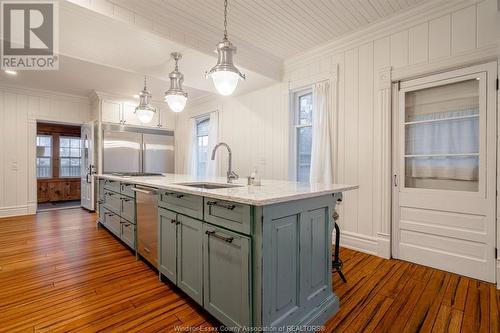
131,185 -> 158,268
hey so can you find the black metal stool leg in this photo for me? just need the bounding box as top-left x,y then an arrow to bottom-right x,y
332,211 -> 347,283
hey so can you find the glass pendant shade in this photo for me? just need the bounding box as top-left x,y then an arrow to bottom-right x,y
211,70 -> 239,96
165,52 -> 188,112
205,0 -> 245,96
135,76 -> 156,124
165,94 -> 187,113
135,104 -> 155,123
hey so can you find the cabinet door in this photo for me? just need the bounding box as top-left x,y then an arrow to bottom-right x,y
159,106 -> 175,129
158,208 -> 178,283
203,224 -> 251,327
177,215 -> 203,305
101,100 -> 122,124
122,102 -> 143,126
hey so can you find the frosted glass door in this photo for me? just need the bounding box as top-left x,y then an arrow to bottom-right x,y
404,79 -> 480,192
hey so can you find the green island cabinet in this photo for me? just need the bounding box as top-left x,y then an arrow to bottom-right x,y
97,179 -> 136,250
158,189 -> 341,331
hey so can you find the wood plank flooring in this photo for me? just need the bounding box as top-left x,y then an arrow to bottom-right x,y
0,209 -> 498,332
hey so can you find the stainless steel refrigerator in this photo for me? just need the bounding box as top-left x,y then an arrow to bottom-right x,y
102,124 -> 174,174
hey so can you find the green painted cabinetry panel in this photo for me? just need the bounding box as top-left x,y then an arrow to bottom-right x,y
158,207 -> 178,283
121,196 -> 135,223
204,199 -> 252,235
203,224 -> 252,328
159,190 -> 203,220
121,220 -> 135,248
176,214 -> 203,305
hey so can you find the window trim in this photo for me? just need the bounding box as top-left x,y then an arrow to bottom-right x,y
195,116 -> 210,177
290,88 -> 313,182
36,134 -> 53,179
59,136 -> 82,179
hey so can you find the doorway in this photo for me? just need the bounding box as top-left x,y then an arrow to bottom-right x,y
36,122 -> 82,212
392,62 -> 497,283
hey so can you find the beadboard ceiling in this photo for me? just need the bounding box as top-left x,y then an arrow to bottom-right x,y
113,0 -> 429,59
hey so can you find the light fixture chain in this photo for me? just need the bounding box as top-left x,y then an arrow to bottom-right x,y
223,0 -> 228,39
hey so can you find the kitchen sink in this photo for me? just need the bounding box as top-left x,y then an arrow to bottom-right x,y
175,182 -> 243,189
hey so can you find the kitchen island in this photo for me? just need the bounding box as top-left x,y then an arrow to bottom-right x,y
96,174 -> 356,331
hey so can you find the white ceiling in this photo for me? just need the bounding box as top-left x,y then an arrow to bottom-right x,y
113,0 -> 429,60
0,0 -> 431,100
0,55 -> 207,100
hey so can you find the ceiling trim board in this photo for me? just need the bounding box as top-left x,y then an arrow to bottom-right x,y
284,0 -> 478,71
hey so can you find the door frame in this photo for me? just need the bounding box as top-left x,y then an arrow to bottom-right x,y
30,119 -> 86,213
390,61 -> 498,283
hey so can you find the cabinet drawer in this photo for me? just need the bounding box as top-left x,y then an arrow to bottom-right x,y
158,190 -> 203,220
103,179 -> 120,193
121,196 -> 135,223
204,199 -> 252,235
103,190 -> 121,214
121,183 -> 135,198
121,220 -> 135,249
103,209 -> 121,237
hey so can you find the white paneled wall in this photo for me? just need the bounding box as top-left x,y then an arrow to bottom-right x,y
287,0 -> 498,255
176,84 -> 288,180
179,0 -> 498,257
0,85 -> 91,217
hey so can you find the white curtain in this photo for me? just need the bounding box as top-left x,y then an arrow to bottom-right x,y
310,81 -> 334,183
405,106 -> 479,181
185,118 -> 197,176
206,111 -> 220,177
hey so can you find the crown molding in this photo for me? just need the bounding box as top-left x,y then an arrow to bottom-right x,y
284,0 -> 480,72
0,81 -> 90,104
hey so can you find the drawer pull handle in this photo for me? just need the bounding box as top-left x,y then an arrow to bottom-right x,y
106,192 -> 115,196
205,230 -> 234,243
206,201 -> 236,210
105,212 -> 114,217
176,194 -> 185,199
121,198 -> 132,202
170,218 -> 177,224
97,199 -> 103,204
143,247 -> 151,253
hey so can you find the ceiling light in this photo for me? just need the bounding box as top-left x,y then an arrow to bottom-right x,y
134,76 -> 156,124
205,0 -> 245,96
165,52 -> 188,113
4,70 -> 17,75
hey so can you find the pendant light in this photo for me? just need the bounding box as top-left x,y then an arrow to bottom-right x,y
134,76 -> 156,124
205,0 -> 245,96
165,52 -> 188,113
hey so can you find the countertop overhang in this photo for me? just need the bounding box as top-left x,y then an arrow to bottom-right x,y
96,173 -> 358,206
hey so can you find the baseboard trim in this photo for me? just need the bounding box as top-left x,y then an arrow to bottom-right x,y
0,205 -> 33,218
497,260 -> 500,290
377,233 -> 391,259
338,231 -> 378,256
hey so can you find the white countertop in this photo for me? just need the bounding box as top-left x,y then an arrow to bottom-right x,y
96,173 -> 358,206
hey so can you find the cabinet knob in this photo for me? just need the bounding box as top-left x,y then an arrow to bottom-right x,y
170,218 -> 177,224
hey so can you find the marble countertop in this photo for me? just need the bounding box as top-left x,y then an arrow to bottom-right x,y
96,173 -> 358,206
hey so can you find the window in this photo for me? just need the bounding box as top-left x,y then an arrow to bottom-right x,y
60,136 -> 81,177
293,90 -> 313,182
196,118 -> 209,177
37,135 -> 52,178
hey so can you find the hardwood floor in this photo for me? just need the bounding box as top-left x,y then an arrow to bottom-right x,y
0,209 -> 498,332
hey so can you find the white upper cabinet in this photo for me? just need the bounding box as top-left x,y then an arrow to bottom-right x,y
122,102 -> 143,126
158,105 -> 175,130
98,96 -> 174,130
101,100 -> 121,124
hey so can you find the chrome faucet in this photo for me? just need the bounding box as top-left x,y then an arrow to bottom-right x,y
211,142 -> 238,183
